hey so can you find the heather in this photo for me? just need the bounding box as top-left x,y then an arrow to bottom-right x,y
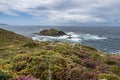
0,28 -> 120,80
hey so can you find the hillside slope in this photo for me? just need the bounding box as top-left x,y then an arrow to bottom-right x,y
0,28 -> 120,80
0,28 -> 32,45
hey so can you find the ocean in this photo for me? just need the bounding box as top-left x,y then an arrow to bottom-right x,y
0,25 -> 120,54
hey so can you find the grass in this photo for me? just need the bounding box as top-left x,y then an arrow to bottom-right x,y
0,28 -> 120,80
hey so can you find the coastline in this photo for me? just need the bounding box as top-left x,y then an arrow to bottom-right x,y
0,28 -> 120,80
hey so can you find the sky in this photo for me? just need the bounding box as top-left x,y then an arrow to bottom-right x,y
0,0 -> 120,26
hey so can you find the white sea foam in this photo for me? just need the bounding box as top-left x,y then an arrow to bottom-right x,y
110,50 -> 120,54
79,34 -> 107,40
31,32 -> 107,43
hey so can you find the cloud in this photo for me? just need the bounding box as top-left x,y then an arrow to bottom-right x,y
0,0 -> 120,24
48,10 -> 105,23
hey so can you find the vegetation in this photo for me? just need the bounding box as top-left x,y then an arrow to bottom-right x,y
36,28 -> 66,36
0,28 -> 120,80
0,70 -> 12,80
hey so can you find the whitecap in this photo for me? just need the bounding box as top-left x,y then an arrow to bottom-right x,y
79,33 -> 108,40
110,50 -> 120,54
31,32 -> 107,43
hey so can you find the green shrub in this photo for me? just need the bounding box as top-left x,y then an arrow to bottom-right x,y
0,70 -> 12,80
110,66 -> 120,75
54,45 -> 69,54
70,70 -> 96,80
105,60 -> 117,65
82,45 -> 97,51
22,42 -> 37,48
12,61 -> 27,72
97,73 -> 120,80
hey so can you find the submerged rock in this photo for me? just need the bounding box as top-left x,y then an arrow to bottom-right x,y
35,28 -> 66,36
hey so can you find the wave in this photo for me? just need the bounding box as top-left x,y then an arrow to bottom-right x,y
110,50 -> 120,54
31,32 -> 107,43
66,32 -> 107,40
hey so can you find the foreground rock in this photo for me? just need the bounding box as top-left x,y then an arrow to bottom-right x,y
35,28 -> 66,36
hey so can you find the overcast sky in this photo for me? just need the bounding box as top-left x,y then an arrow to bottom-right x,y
0,0 -> 120,26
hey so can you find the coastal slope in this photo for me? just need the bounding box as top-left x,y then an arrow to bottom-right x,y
0,28 -> 120,80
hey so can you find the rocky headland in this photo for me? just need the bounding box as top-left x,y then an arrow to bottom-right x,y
35,28 -> 66,36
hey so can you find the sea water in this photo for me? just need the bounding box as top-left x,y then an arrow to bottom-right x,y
1,25 -> 120,54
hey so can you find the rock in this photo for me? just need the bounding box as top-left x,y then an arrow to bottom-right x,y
35,28 -> 66,36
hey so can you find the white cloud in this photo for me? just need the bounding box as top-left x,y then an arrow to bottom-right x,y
48,10 -> 105,23
0,0 -> 61,13
0,0 -> 120,24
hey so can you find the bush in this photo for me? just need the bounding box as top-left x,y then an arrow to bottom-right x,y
110,66 -> 120,75
12,61 -> 27,72
106,60 -> 117,65
82,45 -> 97,51
70,70 -> 96,80
0,70 -> 12,80
22,42 -> 38,48
83,58 -> 97,69
97,73 -> 120,80
15,75 -> 34,80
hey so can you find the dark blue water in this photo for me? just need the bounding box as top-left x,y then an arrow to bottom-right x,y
0,25 -> 120,54
57,26 -> 120,54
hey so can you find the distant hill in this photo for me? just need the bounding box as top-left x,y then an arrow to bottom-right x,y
0,28 -> 120,80
0,23 -> 8,25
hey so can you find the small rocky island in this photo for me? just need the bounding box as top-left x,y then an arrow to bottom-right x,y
35,28 -> 66,36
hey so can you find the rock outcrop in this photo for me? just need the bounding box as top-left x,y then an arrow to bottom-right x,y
36,28 -> 66,36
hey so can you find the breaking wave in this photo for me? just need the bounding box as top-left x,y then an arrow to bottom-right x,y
31,32 -> 107,43
110,50 -> 120,54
